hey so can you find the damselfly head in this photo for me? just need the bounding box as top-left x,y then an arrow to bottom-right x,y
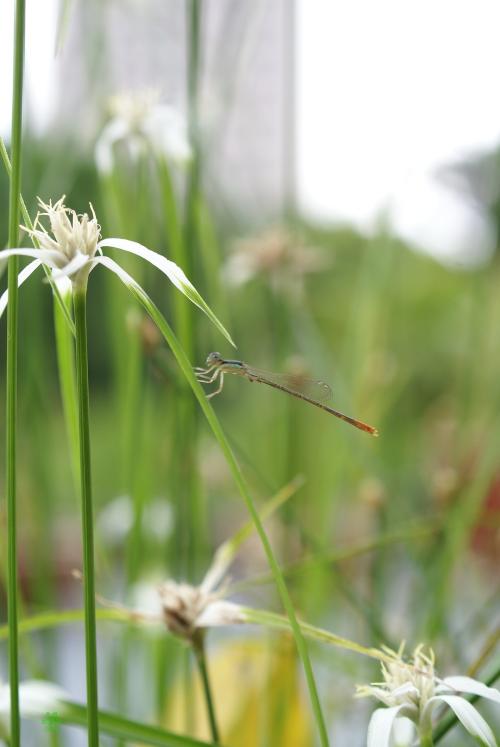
206,351 -> 224,367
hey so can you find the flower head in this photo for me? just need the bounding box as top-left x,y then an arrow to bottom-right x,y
222,226 -> 331,298
157,578 -> 244,642
357,644 -> 500,747
117,548 -> 246,645
22,196 -> 100,288
357,644 -> 436,713
28,197 -> 100,260
95,89 -> 192,173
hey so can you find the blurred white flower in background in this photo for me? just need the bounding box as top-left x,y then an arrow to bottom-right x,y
356,644 -> 500,747
120,510 -> 260,643
97,494 -> 173,547
122,562 -> 245,644
157,576 -> 245,642
0,678 -> 68,737
222,226 -> 331,298
157,535 -> 248,642
95,89 -> 192,174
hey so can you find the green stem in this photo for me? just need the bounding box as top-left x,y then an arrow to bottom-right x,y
193,636 -> 220,744
5,2 -> 26,745
0,605 -> 392,665
73,288 -> 100,746
53,290 -> 80,492
419,728 -> 434,747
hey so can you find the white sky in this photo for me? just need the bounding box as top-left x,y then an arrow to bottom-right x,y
2,0 -> 500,265
297,0 -> 500,264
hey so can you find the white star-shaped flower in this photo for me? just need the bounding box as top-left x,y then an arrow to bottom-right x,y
356,644 -> 500,747
0,195 -> 234,346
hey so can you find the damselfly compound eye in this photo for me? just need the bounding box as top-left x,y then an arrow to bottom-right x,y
206,352 -> 222,366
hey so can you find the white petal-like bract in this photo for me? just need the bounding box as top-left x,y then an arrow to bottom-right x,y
441,676 -> 500,704
0,259 -> 42,318
196,600 -> 245,628
367,706 -> 409,747
430,694 -> 498,747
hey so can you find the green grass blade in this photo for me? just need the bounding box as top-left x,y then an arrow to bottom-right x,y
204,475 -> 306,590
99,238 -> 235,347
5,2 -> 26,743
60,701 -> 220,747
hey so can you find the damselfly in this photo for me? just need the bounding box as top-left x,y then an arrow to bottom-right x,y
195,352 -> 379,436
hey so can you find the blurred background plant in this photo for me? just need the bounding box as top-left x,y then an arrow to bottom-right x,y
1,0 -> 500,745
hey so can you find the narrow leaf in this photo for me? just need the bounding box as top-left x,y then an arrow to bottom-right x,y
201,475 -> 305,593
99,237 -> 235,346
60,701 -> 219,746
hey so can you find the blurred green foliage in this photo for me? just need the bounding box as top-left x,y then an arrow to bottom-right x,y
1,132 -> 499,744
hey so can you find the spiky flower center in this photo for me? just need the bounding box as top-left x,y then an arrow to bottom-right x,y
24,196 -> 100,268
108,89 -> 160,131
357,645 -> 437,715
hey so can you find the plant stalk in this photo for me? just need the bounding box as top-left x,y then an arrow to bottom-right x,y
73,287 -> 100,745
5,1 -> 26,744
193,635 -> 220,744
419,729 -> 434,747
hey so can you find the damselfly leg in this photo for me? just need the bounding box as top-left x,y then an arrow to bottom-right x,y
206,372 -> 224,399
195,365 -> 226,397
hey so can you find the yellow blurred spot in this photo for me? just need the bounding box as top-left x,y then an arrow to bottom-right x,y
164,635 -> 313,746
